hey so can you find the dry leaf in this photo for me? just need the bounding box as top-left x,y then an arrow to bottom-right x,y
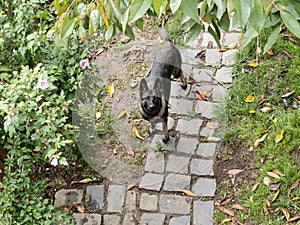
96,111 -> 102,120
264,199 -> 270,207
257,47 -> 262,54
127,180 -> 139,190
220,195 -> 233,206
108,83 -> 114,98
71,178 -> 94,184
132,127 -> 144,140
254,133 -> 268,147
182,189 -> 197,197
271,190 -> 280,203
288,216 -> 300,223
260,107 -> 272,113
281,90 -> 295,98
263,177 -> 271,187
266,49 -> 275,55
126,148 -> 135,157
202,90 -> 212,98
252,182 -> 260,192
219,47 -> 228,52
195,90 -> 207,101
117,109 -> 127,119
120,36 -> 131,43
220,207 -> 235,217
245,95 -> 255,103
74,204 -> 85,213
228,43 -> 237,50
206,137 -> 221,142
288,178 -> 300,196
270,182 -> 281,191
263,205 -> 269,216
228,169 -> 243,176
206,122 -> 219,129
282,208 -> 290,221
275,130 -> 284,143
232,204 -> 247,212
221,218 -> 232,224
267,171 -> 281,179
273,169 -> 285,177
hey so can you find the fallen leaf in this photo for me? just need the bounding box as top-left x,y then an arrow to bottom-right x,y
228,169 -> 243,176
71,178 -> 94,184
195,90 -> 207,101
260,107 -> 272,113
245,95 -> 255,103
127,180 -> 139,190
249,109 -> 256,114
219,47 -> 228,52
271,190 -> 280,203
288,216 -> 300,223
282,99 -> 288,110
228,43 -> 237,50
74,204 -> 85,213
263,205 -> 269,216
275,130 -> 284,143
281,90 -> 295,98
221,218 -> 232,224
272,169 -> 285,177
264,199 -> 270,207
270,182 -> 281,191
206,122 -> 219,129
107,83 -> 114,98
296,96 -> 300,102
288,178 -> 300,196
254,133 -> 268,147
120,36 -> 131,43
247,60 -> 258,67
96,111 -> 102,120
132,127 -> 144,140
252,182 -> 260,192
291,196 -> 300,201
257,47 -> 262,54
202,90 -> 212,98
232,204 -> 247,213
126,148 -> 135,157
117,109 -> 127,119
220,206 -> 235,217
282,208 -> 290,221
267,171 -> 281,179
182,189 -> 197,197
266,49 -> 275,55
263,177 -> 271,187
207,41 -> 213,49
206,137 -> 221,142
220,195 -> 233,206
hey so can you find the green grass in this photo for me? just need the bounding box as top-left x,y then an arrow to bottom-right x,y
217,31 -> 300,224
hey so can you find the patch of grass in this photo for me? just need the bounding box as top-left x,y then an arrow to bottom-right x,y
216,31 -> 300,224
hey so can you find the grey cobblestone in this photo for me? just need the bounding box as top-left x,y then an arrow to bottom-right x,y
54,189 -> 83,207
86,185 -> 104,210
215,67 -> 233,84
103,214 -> 121,225
159,194 -> 192,214
200,126 -> 215,137
107,185 -> 125,213
190,158 -> 214,176
140,193 -> 158,211
140,213 -> 166,225
195,101 -> 218,119
169,98 -> 193,115
166,155 -> 190,174
222,49 -> 238,66
170,82 -> 190,97
176,118 -> 203,136
170,216 -> 191,225
125,190 -> 136,211
163,173 -> 191,191
212,85 -> 227,102
156,116 -> 175,131
192,68 -> 213,82
122,213 -> 138,225
139,173 -> 164,191
176,137 -> 198,155
222,32 -> 241,46
193,201 -> 214,225
196,143 -> 217,158
73,213 -> 101,225
151,134 -> 176,151
192,178 -> 216,196
145,150 -> 165,173
205,49 -> 221,66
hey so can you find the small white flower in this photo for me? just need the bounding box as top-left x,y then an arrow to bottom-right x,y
6,116 -> 12,126
80,59 -> 89,70
50,157 -> 58,166
37,78 -> 50,90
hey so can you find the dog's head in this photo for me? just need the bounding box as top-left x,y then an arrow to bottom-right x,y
139,78 -> 163,116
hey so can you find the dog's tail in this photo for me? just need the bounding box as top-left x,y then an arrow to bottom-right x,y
159,28 -> 172,43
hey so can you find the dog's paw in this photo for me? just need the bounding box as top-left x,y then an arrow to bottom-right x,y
162,134 -> 169,143
180,82 -> 187,90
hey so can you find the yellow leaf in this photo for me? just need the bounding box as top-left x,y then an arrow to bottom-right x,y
260,107 -> 272,113
267,171 -> 281,179
273,118 -> 278,123
271,190 -> 280,203
117,109 -> 127,119
245,95 -> 255,102
254,133 -> 268,147
228,43 -> 237,50
221,218 -> 232,224
108,83 -> 114,98
249,109 -> 256,114
182,189 -> 197,197
292,196 -> 300,201
132,127 -> 144,140
282,208 -> 290,221
247,60 -> 258,67
275,130 -> 284,143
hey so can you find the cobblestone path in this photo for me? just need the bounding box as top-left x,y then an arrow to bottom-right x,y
55,30 -> 240,225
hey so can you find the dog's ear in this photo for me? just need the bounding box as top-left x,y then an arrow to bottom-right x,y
139,78 -> 148,98
154,78 -> 163,92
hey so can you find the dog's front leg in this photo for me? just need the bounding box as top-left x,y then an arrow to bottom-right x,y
162,118 -> 169,143
150,121 -> 156,135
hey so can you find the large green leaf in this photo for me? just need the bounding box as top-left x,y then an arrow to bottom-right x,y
208,25 -> 221,48
105,24 -> 114,40
280,10 -> 300,38
248,0 -> 265,33
108,0 -> 122,21
121,7 -> 130,33
240,25 -> 258,49
263,25 -> 281,54
232,0 -> 251,27
180,0 -> 199,22
219,9 -> 230,32
129,0 -> 151,23
170,0 -> 182,13
153,0 -> 163,15
185,22 -> 202,44
89,9 -> 100,37
290,0 -> 300,17
60,17 -> 75,40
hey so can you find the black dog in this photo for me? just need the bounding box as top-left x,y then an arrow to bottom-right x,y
139,28 -> 187,143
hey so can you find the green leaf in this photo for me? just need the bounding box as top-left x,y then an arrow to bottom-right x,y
185,22 -> 202,44
129,0 -> 151,23
263,25 -> 281,54
125,25 -> 135,40
60,18 -> 75,40
134,18 -> 144,30
208,25 -> 221,48
280,10 -> 300,38
108,0 -> 122,21
89,9 -> 100,37
219,9 -> 230,32
180,0 -> 199,22
76,3 -> 86,18
170,0 -> 182,13
248,0 -> 265,33
232,0 -> 251,27
290,0 -> 300,17
240,25 -> 259,49
121,7 -> 130,33
158,0 -> 168,19
153,0 -> 162,15
105,24 -> 114,40
59,156 -> 69,166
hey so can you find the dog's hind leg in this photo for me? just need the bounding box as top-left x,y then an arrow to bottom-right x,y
173,68 -> 187,90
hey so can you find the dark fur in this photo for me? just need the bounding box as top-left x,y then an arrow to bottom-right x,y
139,28 -> 187,143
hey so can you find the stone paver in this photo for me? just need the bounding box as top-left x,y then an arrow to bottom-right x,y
56,28 -> 238,225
